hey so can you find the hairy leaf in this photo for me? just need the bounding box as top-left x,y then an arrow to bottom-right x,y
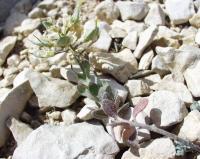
57,36 -> 71,47
102,98 -> 117,118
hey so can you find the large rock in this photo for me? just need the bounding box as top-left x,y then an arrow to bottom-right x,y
28,71 -> 79,108
134,26 -> 158,59
139,138 -> 176,159
116,1 -> 149,21
122,31 -> 138,50
151,75 -> 193,104
165,0 -> 195,25
178,110 -> 200,143
184,60 -> 200,97
95,0 -> 120,24
0,81 -> 33,147
89,49 -> 138,83
0,36 -> 17,66
144,90 -> 188,127
12,122 -> 119,159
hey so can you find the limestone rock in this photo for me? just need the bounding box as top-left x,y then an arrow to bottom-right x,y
0,36 -> 17,66
61,109 -> 76,125
95,0 -> 120,24
125,80 -> 150,97
139,138 -> 176,159
189,9 -> 200,28
138,50 -> 154,70
134,26 -> 158,59
116,1 -> 149,21
14,18 -> 41,36
6,117 -> 33,145
195,29 -> 200,45
165,0 -> 195,25
13,122 -> 119,159
178,110 -> 200,143
89,49 -> 138,83
0,81 -> 33,147
144,3 -> 165,26
151,75 -> 193,104
28,7 -> 45,19
122,31 -> 138,50
122,148 -> 140,159
28,71 -> 79,108
184,60 -> 200,97
144,90 -> 188,127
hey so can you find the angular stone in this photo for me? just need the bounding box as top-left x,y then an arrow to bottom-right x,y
89,49 -> 138,83
28,71 -> 79,108
116,1 -> 149,21
189,9 -> 200,28
139,138 -> 176,159
0,81 -> 33,147
195,29 -> 200,45
184,60 -> 200,97
95,0 -> 120,24
165,0 -> 195,25
151,75 -> 193,104
144,3 -> 165,26
134,26 -> 158,59
125,80 -> 150,97
12,122 -> 119,159
0,36 -> 17,66
6,117 -> 33,145
61,109 -> 76,125
144,90 -> 188,127
28,7 -> 45,18
138,50 -> 154,70
178,110 -> 200,143
122,31 -> 138,50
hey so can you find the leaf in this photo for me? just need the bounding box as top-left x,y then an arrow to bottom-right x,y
101,98 -> 117,118
89,83 -> 101,97
57,36 -> 71,47
42,20 -> 53,30
174,141 -> 189,156
84,20 -> 99,43
132,98 -> 148,118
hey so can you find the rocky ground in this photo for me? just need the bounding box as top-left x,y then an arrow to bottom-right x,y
0,0 -> 200,158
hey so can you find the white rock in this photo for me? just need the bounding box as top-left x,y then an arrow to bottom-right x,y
47,111 -> 61,121
178,110 -> 200,143
95,0 -> 120,24
122,148 -> 140,159
12,122 -> 119,159
195,29 -> 200,45
122,31 -> 138,50
6,117 -> 33,145
28,71 -> 79,108
152,55 -> 170,75
165,0 -> 195,25
109,27 -> 127,38
189,9 -> 200,28
143,74 -> 161,86
77,98 -> 99,121
116,1 -> 149,21
139,138 -> 176,159
125,80 -> 150,97
134,26 -> 158,59
38,0 -> 56,10
184,60 -> 200,97
61,109 -> 76,125
180,26 -> 197,45
28,7 -> 45,18
0,81 -> 32,147
0,36 -> 17,66
14,18 -> 41,36
7,54 -> 20,67
144,90 -> 188,127
23,29 -> 42,49
0,88 -> 11,103
89,49 -> 138,83
91,29 -> 112,52
139,50 -> 154,70
157,26 -> 180,39
144,3 -> 165,26
151,76 -> 193,104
